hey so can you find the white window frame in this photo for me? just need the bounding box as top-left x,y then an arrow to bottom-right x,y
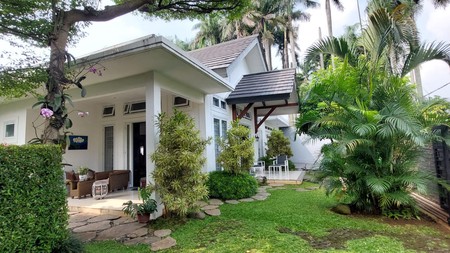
4,120 -> 16,139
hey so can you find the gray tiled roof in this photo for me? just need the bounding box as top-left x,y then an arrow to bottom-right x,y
188,35 -> 259,69
226,68 -> 296,104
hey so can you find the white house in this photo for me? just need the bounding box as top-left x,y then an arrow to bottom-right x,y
0,34 -> 314,187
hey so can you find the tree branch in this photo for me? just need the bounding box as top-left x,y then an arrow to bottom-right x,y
65,0 -> 156,24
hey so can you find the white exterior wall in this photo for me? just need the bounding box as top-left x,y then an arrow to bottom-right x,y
0,99 -> 32,145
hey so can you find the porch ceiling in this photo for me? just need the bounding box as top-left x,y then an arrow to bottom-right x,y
77,35 -> 231,95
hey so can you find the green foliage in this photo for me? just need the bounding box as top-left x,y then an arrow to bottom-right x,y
0,145 -> 69,252
207,171 -> 258,199
259,155 -> 274,170
217,121 -> 255,174
51,233 -> 84,253
288,160 -> 296,171
266,129 -> 293,158
150,110 -> 210,217
299,56 -> 450,215
122,186 -> 157,219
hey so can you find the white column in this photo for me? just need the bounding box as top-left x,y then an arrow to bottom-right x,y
199,94 -> 215,172
145,72 -> 160,185
144,72 -> 162,219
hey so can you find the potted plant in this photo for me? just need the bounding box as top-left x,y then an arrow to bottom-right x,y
78,167 -> 89,181
122,186 -> 157,223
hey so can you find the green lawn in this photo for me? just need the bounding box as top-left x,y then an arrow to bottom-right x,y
86,183 -> 450,253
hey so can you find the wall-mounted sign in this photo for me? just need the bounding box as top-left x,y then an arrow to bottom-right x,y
68,135 -> 88,150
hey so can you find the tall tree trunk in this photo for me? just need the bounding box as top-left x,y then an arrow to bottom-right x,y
325,0 -> 335,68
264,38 -> 273,70
283,30 -> 289,68
43,13 -> 72,144
288,20 -> 296,68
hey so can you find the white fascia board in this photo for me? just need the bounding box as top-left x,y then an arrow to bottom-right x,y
77,35 -> 232,92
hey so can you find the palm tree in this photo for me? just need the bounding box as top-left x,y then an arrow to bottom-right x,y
243,0 -> 285,70
281,0 -> 319,68
298,3 -> 450,216
191,16 -> 225,50
325,0 -> 344,68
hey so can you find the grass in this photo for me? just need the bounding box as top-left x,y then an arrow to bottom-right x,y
86,182 -> 450,252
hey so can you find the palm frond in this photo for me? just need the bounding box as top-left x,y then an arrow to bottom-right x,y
367,177 -> 391,194
305,37 -> 357,66
401,41 -> 450,77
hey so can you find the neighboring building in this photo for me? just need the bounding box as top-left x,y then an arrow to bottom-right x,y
0,34 -> 315,187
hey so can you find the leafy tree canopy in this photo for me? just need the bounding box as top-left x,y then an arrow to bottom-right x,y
0,0 -> 249,144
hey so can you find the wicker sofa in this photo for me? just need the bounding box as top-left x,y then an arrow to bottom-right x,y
95,170 -> 130,192
65,170 -> 95,199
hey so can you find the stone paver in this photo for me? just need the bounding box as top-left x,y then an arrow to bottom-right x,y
73,232 -> 97,242
127,227 -> 150,238
113,216 -> 135,225
195,200 -> 208,207
88,214 -> 121,223
239,198 -> 255,202
70,213 -> 97,223
305,187 -> 319,190
204,209 -> 221,216
208,199 -> 224,205
192,211 -> 206,219
225,200 -> 240,205
201,205 -> 219,211
124,236 -> 161,246
151,236 -> 177,251
154,229 -> 172,238
296,188 -> 310,192
96,222 -> 147,241
73,220 -> 111,233
68,221 -> 87,229
252,195 -> 267,201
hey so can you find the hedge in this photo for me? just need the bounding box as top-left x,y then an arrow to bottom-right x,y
0,145 -> 68,252
207,171 -> 258,200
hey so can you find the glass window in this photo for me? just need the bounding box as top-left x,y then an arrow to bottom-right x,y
104,126 -> 114,171
214,119 -> 221,170
213,97 -> 219,107
221,101 -> 226,109
221,120 -> 227,138
5,123 -> 14,138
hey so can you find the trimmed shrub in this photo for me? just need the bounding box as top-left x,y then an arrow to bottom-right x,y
217,121 -> 254,174
0,145 -> 68,252
207,171 -> 258,200
151,110 -> 210,217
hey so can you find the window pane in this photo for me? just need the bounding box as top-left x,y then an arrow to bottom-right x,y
213,97 -> 219,107
221,101 -> 226,109
214,119 -> 221,171
221,120 -> 227,138
104,126 -> 114,171
5,124 -> 14,137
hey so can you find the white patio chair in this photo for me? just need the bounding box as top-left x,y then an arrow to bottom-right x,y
269,155 -> 288,179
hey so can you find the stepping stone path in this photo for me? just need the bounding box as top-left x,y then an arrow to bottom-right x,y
68,185 -> 284,251
69,212 -> 176,251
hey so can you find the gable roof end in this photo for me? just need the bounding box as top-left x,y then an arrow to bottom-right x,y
188,35 -> 259,70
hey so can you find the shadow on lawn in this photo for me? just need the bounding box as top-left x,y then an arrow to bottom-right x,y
278,227 -> 450,253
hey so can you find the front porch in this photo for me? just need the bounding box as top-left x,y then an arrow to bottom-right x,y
68,190 -> 141,216
67,170 -> 306,215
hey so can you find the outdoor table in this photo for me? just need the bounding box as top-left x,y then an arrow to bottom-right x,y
92,179 -> 109,199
